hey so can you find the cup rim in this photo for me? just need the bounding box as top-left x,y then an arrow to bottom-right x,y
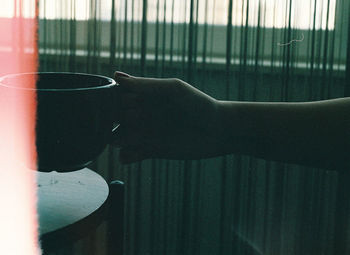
0,72 -> 116,91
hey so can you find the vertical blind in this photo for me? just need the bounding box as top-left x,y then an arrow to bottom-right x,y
35,0 -> 350,254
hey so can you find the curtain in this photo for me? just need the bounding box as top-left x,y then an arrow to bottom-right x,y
37,0 -> 350,254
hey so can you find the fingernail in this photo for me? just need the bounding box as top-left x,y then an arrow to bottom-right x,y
114,71 -> 130,79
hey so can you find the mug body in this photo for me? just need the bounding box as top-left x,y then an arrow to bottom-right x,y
0,72 -> 118,171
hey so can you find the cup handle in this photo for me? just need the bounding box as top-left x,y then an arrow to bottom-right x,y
111,81 -> 121,144
112,123 -> 120,133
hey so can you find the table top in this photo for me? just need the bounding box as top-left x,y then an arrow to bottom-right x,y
36,168 -> 109,250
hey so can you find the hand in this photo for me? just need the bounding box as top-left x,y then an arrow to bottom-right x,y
113,72 -> 221,164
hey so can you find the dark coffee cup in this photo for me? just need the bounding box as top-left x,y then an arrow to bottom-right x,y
0,72 -> 119,172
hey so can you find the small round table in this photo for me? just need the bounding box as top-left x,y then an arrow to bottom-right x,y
37,168 -> 109,252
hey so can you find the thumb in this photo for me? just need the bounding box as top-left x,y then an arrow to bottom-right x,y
114,71 -> 145,93
114,71 -> 168,94
114,71 -> 136,92
114,71 -> 132,89
114,71 -> 130,79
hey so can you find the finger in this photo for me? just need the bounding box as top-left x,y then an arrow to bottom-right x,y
121,93 -> 144,109
111,124 -> 123,147
120,109 -> 146,128
114,71 -> 130,79
111,124 -> 148,148
114,71 -> 172,95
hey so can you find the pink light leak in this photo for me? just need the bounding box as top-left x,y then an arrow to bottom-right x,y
0,0 -> 40,254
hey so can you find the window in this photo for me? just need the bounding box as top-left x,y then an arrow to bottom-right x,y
1,0 -> 345,72
0,0 -> 36,18
36,0 -> 336,30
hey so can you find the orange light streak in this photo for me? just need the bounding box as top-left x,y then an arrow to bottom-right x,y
0,0 -> 40,254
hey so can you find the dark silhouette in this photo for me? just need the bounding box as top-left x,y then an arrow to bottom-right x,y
114,71 -> 349,172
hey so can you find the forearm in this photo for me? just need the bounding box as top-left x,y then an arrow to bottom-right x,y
216,98 -> 350,171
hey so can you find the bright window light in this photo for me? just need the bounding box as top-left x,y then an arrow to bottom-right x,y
0,0 -> 36,18
0,0 -> 337,30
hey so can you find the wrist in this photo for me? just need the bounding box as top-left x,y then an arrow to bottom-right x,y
212,100 -> 238,156
215,100 -> 257,156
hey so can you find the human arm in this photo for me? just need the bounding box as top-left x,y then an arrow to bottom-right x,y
216,98 -> 350,171
114,72 -> 350,171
